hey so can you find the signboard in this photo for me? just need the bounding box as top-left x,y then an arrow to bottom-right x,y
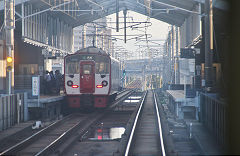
180,48 -> 195,58
32,76 -> 40,96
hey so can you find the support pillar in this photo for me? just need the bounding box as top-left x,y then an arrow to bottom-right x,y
123,9 -> 127,43
204,0 -> 213,91
175,27 -> 180,84
116,0 -> 119,32
168,34 -> 171,85
171,26 -> 175,84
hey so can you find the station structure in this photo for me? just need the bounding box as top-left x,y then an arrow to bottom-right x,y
0,0 -> 234,153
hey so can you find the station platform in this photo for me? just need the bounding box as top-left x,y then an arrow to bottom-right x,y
28,94 -> 65,107
27,94 -> 66,121
185,120 -> 226,155
156,90 -> 224,155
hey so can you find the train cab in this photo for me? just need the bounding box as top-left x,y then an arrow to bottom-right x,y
64,47 -> 120,110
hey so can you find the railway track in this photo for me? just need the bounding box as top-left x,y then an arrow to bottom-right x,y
121,90 -> 166,156
0,89 -> 133,156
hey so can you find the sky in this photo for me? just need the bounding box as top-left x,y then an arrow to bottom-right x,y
106,11 -> 170,59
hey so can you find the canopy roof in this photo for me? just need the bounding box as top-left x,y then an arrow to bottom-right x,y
0,0 -> 229,27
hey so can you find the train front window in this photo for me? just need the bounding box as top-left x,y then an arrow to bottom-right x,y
65,57 -> 79,74
95,56 -> 110,74
95,62 -> 109,74
65,54 -> 109,74
83,65 -> 92,74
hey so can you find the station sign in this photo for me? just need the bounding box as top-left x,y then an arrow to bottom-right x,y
32,76 -> 40,96
81,55 -> 94,60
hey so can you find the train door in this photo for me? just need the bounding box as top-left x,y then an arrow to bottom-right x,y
80,61 -> 95,93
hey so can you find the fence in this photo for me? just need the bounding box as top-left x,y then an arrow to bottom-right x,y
200,93 -> 227,148
0,93 -> 27,131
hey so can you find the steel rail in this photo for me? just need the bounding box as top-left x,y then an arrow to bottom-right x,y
36,89 -> 134,156
0,114 -> 75,156
124,91 -> 148,156
153,90 -> 166,156
35,113 -> 101,156
0,89 -> 133,156
123,90 -> 166,156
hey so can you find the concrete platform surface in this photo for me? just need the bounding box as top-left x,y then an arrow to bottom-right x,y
186,120 -> 225,155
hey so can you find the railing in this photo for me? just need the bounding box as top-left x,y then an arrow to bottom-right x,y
0,93 -> 27,131
200,93 -> 227,148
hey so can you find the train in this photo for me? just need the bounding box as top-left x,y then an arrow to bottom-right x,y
64,46 -> 121,109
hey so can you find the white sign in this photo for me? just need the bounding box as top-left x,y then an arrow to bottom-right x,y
32,76 -> 40,96
201,79 -> 206,87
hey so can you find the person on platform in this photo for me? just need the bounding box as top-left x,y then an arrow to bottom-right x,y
49,71 -> 56,94
54,70 -> 62,95
43,71 -> 51,94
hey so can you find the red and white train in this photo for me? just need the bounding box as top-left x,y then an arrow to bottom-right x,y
64,46 -> 121,109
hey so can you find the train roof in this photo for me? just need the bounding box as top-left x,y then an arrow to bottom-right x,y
75,46 -> 108,55
110,56 -> 120,63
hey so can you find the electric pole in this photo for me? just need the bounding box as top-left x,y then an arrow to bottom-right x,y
4,0 -> 15,94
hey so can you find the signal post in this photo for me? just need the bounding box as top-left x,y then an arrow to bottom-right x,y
4,0 -> 15,94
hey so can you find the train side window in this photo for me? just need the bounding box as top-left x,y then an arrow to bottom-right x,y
99,62 -> 105,73
83,65 -> 92,74
95,62 -> 99,73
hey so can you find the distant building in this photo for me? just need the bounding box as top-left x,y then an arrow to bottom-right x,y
73,18 -> 114,56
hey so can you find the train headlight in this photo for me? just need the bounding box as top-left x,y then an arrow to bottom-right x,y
72,85 -> 79,88
102,80 -> 108,87
96,85 -> 103,88
67,80 -> 73,86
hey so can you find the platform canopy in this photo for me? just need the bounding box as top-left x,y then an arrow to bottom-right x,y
0,0 -> 229,28
73,0 -> 199,27
0,0 -> 227,27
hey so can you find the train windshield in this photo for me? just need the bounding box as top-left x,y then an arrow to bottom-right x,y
65,54 -> 110,74
65,56 -> 80,74
95,55 -> 110,74
95,62 -> 109,74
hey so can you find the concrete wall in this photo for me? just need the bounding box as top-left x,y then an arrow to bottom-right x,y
180,4 -> 201,48
0,40 -> 6,92
0,93 -> 28,131
14,33 -> 44,76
